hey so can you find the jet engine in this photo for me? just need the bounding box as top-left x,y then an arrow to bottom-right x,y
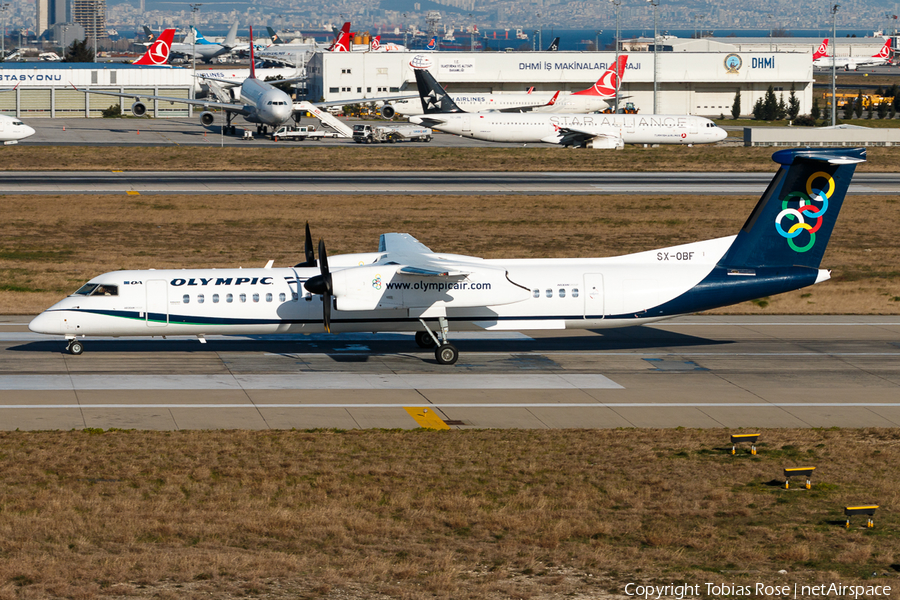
130,101 -> 147,117
200,111 -> 215,126
380,104 -> 396,119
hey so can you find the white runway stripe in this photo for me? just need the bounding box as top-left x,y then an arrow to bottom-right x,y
1,403 -> 899,409
0,373 -> 622,391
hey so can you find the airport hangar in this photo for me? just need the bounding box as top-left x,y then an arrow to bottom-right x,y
306,50 -> 814,118
0,64 -> 193,118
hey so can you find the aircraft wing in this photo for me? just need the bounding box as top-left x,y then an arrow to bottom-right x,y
310,94 -> 419,108
378,233 -> 477,276
72,86 -> 253,116
545,125 -> 619,147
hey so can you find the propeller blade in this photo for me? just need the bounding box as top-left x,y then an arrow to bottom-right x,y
293,222 -> 317,268
301,238 -> 333,333
323,290 -> 332,333
318,238 -> 330,279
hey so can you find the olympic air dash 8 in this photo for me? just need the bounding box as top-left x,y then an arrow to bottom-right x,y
30,147 -> 863,365
407,61 -> 726,149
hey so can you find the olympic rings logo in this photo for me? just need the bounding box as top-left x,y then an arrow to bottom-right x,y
773,171 -> 835,253
372,275 -> 382,290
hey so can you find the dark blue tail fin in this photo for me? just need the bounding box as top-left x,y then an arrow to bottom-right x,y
412,66 -> 465,114
720,147 -> 865,270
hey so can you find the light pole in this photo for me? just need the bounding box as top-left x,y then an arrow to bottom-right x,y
190,4 -> 202,100
832,3 -> 839,126
648,0 -> 659,113
92,0 -> 97,62
610,0 -> 621,112
0,4 -> 8,60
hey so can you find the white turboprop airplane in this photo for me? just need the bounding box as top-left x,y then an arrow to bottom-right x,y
75,27 -> 413,136
387,55 -> 627,118
30,147 -> 864,365
0,113 -> 35,144
813,38 -> 893,70
407,62 -> 726,148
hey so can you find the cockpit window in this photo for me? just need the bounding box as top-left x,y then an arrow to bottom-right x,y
72,283 -> 118,297
73,283 -> 98,296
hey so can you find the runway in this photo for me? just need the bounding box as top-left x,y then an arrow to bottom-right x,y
2,315 -> 899,430
4,171 -> 900,195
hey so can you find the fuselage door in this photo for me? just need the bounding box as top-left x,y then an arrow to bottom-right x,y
146,279 -> 168,327
584,273 -> 604,319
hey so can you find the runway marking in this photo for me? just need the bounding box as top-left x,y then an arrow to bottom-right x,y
126,190 -> 140,196
2,403 -> 900,409
404,407 -> 450,430
0,374 -> 623,391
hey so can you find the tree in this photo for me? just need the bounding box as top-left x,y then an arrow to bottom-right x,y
877,99 -> 889,119
822,105 -> 831,123
843,98 -> 854,120
787,84 -> 800,120
63,37 -> 94,62
752,98 -> 764,120
854,90 -> 863,118
763,85 -> 778,120
731,90 -> 741,119
810,97 -> 821,120
776,94 -> 787,120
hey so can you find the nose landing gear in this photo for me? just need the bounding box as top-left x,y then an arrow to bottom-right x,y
66,339 -> 84,355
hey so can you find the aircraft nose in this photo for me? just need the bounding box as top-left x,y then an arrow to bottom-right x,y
715,127 -> 727,142
23,125 -> 35,139
29,312 -> 60,335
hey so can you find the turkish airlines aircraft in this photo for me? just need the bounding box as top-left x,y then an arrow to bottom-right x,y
813,38 -> 892,70
132,28 -> 175,66
75,27 -> 412,135
408,65 -> 726,148
389,55 -> 627,118
30,147 -> 864,365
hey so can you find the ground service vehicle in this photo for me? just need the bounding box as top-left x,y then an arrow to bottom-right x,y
601,102 -> 639,114
271,125 -> 341,141
352,124 -> 433,143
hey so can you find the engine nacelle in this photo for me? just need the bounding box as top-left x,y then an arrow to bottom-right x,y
200,111 -> 215,126
130,101 -> 147,117
380,104 -> 396,119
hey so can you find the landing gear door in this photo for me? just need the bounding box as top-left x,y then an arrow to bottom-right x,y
146,279 -> 168,327
584,274 -> 604,319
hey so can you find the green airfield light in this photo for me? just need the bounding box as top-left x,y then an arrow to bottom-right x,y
783,466 -> 816,490
844,505 -> 878,529
730,433 -> 760,455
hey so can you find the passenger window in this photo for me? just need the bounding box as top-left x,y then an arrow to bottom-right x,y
239,293 -> 246,303
226,293 -> 233,303
572,288 -> 579,298
183,294 -> 190,304
545,289 -> 552,298
559,289 -> 566,298
292,292 -> 299,301
252,293 -> 259,303
197,294 -> 205,304
532,289 -> 540,298
266,293 -> 273,302
279,292 -> 286,302
212,294 -> 219,303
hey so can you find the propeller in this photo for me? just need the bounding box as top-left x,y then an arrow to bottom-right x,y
303,239 -> 332,333
293,222 -> 317,268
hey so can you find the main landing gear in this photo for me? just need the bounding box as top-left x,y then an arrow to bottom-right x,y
417,317 -> 458,365
66,339 -> 84,355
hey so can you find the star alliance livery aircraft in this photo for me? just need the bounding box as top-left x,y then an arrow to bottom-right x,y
30,147 -> 864,365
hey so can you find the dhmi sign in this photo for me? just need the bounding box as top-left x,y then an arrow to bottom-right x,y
752,56 -> 776,69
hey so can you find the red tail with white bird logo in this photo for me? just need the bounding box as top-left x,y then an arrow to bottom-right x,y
571,54 -> 628,98
133,28 -> 175,65
813,38 -> 829,61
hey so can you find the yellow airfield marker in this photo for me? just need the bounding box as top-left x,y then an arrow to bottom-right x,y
126,191 -> 140,195
111,170 -> 123,173
404,407 -> 450,430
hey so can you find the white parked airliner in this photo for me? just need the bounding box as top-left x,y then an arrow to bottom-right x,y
0,114 -> 35,144
387,54 -> 627,118
407,63 -> 726,148
30,147 -> 864,365
813,38 -> 893,70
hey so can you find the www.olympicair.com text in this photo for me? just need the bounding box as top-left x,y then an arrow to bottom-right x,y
624,582 -> 892,599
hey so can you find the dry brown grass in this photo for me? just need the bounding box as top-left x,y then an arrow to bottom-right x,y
2,145 -> 900,172
1,429 -> 899,599
1,192 -> 899,315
